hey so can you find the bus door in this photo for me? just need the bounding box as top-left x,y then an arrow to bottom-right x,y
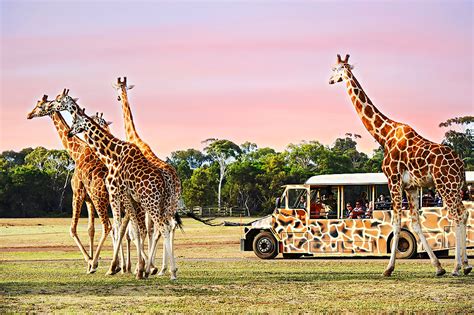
277,187 -> 310,253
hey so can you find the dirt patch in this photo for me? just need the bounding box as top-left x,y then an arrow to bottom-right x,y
0,241 -> 239,253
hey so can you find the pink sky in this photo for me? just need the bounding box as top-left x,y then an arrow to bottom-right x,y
1,1 -> 472,158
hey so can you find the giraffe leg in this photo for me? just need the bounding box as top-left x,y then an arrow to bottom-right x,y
87,195 -> 112,274
121,225 -> 131,273
460,210 -> 472,275
146,213 -> 159,275
70,181 -> 91,264
107,197 -> 126,275
146,225 -> 162,276
452,221 -> 463,276
406,189 -> 445,276
85,199 -> 95,265
169,221 -> 178,280
461,222 -> 472,275
383,184 -> 402,277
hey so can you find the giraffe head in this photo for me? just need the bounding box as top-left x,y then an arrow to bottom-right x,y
27,95 -> 53,119
67,108 -> 91,138
48,88 -> 79,113
91,112 -> 112,132
329,54 -> 353,84
112,77 -> 134,101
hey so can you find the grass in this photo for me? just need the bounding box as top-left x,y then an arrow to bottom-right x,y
1,218 -> 473,313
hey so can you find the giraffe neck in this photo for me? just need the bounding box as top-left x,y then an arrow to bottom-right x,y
119,88 -> 167,167
342,70 -> 398,147
83,118 -> 126,168
119,89 -> 141,144
50,112 -> 86,162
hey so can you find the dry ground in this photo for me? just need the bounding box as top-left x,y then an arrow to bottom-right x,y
0,218 -> 473,313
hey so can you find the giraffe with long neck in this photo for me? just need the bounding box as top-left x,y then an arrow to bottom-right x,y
65,105 -> 177,279
27,95 -> 111,273
113,77 -> 182,276
329,54 -> 471,277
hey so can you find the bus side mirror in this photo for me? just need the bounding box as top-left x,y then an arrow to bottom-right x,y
275,197 -> 280,208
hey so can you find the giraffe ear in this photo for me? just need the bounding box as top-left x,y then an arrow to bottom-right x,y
127,84 -> 135,90
73,98 -> 79,102
106,121 -> 113,126
337,54 -> 342,63
344,54 -> 350,63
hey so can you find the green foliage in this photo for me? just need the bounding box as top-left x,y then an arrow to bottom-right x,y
439,115 -> 474,170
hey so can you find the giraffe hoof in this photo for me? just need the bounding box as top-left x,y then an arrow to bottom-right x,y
151,267 -> 159,275
451,270 -> 460,277
435,269 -> 446,277
463,266 -> 472,275
383,268 -> 393,277
136,271 -> 144,280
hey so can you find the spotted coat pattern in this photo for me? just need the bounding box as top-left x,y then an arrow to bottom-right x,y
272,202 -> 474,255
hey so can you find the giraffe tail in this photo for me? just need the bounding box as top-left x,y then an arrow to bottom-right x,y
183,211 -> 222,226
174,212 -> 184,232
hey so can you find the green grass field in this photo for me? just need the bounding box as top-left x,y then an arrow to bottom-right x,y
1,218 -> 473,313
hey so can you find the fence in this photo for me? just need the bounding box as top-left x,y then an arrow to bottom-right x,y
184,206 -> 249,217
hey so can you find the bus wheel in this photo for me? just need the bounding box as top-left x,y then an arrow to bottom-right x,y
253,231 -> 278,259
282,253 -> 303,259
391,230 -> 416,259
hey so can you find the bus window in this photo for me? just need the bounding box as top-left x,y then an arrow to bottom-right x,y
343,185 -> 370,218
375,184 -> 391,210
288,189 -> 307,210
309,187 -> 338,219
421,188 -> 442,207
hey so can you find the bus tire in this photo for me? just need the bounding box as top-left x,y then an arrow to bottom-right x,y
282,253 -> 303,259
390,230 -> 417,259
253,231 -> 278,259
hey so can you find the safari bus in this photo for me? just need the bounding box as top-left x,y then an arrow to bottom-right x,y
241,172 -> 474,259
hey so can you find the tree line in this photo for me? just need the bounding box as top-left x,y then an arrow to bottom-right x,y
1,116 -> 472,218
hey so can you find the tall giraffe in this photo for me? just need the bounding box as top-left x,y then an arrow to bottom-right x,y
329,54 -> 471,277
113,77 -> 182,276
27,95 -> 111,273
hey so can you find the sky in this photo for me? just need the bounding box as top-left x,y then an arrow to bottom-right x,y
1,1 -> 473,159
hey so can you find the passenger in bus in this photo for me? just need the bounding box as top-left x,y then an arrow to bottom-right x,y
358,192 -> 369,210
364,202 -> 374,219
422,190 -> 436,207
346,202 -> 364,219
376,194 -> 390,210
345,203 -> 353,217
323,192 -> 337,214
351,201 -> 365,218
298,195 -> 306,209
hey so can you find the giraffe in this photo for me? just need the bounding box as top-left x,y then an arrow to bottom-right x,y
27,95 -> 111,274
329,54 -> 472,277
48,92 -> 177,280
112,77 -> 182,277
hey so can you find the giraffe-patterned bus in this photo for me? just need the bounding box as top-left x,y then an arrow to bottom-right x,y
241,172 -> 474,259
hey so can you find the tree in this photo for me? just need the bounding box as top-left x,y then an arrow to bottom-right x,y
439,116 -> 474,170
332,135 -> 369,171
182,166 -> 218,208
203,138 -> 241,209
167,149 -> 207,182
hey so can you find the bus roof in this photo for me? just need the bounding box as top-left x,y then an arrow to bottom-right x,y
305,171 -> 474,186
